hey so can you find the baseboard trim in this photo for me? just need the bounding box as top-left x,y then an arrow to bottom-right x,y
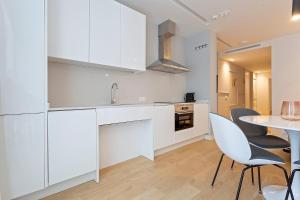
15,172 -> 97,200
155,134 -> 207,156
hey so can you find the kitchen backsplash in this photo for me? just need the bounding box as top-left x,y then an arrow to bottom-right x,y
48,62 -> 187,107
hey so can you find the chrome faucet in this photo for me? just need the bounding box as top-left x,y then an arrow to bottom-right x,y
111,82 -> 119,104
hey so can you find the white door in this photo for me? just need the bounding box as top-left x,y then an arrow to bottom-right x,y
0,0 -> 45,115
120,5 -> 146,70
89,0 -> 121,67
48,109 -> 97,185
153,106 -> 175,150
48,0 -> 89,62
0,114 -> 45,199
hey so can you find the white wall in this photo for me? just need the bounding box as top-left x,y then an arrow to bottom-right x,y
48,63 -> 186,107
265,32 -> 300,114
185,31 -> 217,112
48,20 -> 187,107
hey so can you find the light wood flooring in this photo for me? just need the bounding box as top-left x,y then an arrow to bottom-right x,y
43,140 -> 291,200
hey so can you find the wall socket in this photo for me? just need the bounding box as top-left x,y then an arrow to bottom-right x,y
138,96 -> 146,102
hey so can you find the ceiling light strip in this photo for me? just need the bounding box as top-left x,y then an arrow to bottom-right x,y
171,0 -> 209,26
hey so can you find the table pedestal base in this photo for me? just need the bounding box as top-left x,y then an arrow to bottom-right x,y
263,185 -> 287,200
263,185 -> 300,200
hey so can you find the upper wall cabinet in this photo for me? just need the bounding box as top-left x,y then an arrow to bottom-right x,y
48,0 -> 146,71
121,5 -> 146,71
0,0 -> 45,115
48,0 -> 89,62
90,0 -> 121,67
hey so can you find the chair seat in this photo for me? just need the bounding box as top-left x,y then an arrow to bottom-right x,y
294,160 -> 300,165
249,144 -> 285,164
247,135 -> 290,149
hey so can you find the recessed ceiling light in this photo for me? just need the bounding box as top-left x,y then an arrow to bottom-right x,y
228,58 -> 235,62
292,14 -> 300,21
241,40 -> 249,44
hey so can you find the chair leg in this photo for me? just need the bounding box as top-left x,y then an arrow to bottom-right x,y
251,168 -> 255,185
231,160 -> 235,169
235,166 -> 252,200
211,153 -> 225,186
285,169 -> 300,200
257,166 -> 262,194
273,165 -> 294,200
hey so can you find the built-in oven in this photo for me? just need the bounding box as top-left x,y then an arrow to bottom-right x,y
175,103 -> 194,131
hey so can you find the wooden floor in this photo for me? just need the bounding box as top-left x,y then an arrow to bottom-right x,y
43,140 -> 291,200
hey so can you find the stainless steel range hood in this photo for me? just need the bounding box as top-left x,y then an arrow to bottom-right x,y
147,20 -> 190,73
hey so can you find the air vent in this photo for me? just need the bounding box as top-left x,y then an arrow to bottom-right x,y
224,44 -> 261,54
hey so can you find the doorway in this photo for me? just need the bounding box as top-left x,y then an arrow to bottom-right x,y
217,47 -> 272,117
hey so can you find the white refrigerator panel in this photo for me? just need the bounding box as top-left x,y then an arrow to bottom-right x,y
0,0 -> 46,115
0,114 -> 45,199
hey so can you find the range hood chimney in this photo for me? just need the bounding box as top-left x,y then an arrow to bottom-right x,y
147,20 -> 190,73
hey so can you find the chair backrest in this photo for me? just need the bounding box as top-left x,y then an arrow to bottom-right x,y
209,113 -> 251,164
231,108 -> 267,137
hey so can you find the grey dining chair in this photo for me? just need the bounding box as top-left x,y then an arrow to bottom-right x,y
209,113 -> 292,200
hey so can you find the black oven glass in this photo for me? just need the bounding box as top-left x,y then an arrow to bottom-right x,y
175,112 -> 194,131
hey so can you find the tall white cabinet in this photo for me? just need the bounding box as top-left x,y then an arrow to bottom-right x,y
48,0 -> 89,62
0,0 -> 46,115
0,114 -> 45,199
0,0 -> 46,199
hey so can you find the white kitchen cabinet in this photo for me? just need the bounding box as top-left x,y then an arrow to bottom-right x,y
121,5 -> 146,70
48,0 -> 89,62
89,0 -> 121,67
48,109 -> 97,185
194,103 -> 209,135
0,114 -> 45,199
153,106 -> 175,150
0,0 -> 45,115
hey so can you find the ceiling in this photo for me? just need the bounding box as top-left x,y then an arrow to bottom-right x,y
117,0 -> 300,49
222,47 -> 271,72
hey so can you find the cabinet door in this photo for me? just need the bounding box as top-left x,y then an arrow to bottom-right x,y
194,104 -> 209,135
0,114 -> 45,199
48,0 -> 89,62
89,0 -> 121,67
0,0 -> 45,115
48,110 -> 97,185
153,106 -> 175,150
121,5 -> 146,70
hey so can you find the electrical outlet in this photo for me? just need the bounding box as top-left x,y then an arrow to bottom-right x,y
138,97 -> 146,102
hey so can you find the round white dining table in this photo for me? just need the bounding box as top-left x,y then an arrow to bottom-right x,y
240,115 -> 300,200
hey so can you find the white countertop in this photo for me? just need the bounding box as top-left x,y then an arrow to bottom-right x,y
48,101 -> 209,111
48,103 -> 170,111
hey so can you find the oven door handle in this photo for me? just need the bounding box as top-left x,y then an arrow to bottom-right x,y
176,112 -> 193,115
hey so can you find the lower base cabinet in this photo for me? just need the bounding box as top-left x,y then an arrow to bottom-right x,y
0,114 -> 45,199
48,109 -> 97,185
153,105 -> 175,150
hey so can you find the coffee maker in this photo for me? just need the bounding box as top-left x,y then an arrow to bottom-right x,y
185,92 -> 196,102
